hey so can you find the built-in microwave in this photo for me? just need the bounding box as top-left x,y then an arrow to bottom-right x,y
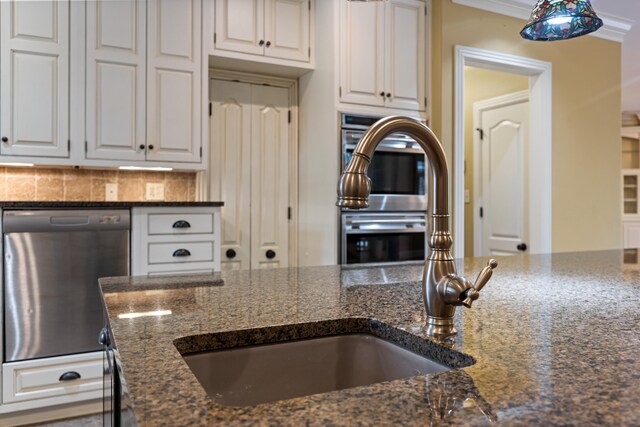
340,113 -> 428,212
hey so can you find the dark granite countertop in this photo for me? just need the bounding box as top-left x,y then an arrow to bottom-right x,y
0,201 -> 223,208
100,250 -> 640,426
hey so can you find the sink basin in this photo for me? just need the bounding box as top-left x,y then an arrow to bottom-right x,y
179,320 -> 469,407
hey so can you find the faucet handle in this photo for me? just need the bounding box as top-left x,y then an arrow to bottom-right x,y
461,259 -> 497,308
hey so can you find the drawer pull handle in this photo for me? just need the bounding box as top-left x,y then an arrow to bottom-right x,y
172,220 -> 191,229
173,249 -> 191,257
59,371 -> 81,382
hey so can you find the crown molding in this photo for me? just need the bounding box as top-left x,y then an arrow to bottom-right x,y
451,0 -> 633,43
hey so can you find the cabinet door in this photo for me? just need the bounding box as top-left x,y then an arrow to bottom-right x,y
214,0 -> 264,56
385,0 -> 425,111
250,85 -> 290,269
264,0 -> 310,62
624,222 -> 640,249
210,80 -> 252,271
0,0 -> 69,157
339,0 -> 384,107
147,0 -> 202,163
86,0 -> 146,161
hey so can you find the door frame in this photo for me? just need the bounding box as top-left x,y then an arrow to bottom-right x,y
197,68 -> 299,268
454,45 -> 552,257
473,90 -> 529,256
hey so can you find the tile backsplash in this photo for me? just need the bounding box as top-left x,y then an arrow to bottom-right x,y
0,167 -> 197,202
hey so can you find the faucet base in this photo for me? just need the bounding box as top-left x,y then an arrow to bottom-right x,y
425,316 -> 457,338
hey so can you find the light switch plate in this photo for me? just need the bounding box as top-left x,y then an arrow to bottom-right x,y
105,183 -> 118,201
146,183 -> 165,200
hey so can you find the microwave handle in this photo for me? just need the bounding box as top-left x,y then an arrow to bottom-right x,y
350,219 -> 426,225
345,227 -> 427,234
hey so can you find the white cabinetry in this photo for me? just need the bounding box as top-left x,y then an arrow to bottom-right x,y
0,0 -> 70,158
339,0 -> 426,111
212,0 -> 313,73
622,126 -> 640,248
210,79 -> 291,270
86,0 -> 204,165
131,207 -> 221,275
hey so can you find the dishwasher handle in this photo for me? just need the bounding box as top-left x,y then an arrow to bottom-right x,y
2,210 -> 131,233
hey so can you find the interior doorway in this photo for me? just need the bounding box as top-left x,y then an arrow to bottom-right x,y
454,46 -> 552,258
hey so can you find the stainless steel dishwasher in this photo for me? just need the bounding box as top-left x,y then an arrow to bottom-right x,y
3,209 -> 130,362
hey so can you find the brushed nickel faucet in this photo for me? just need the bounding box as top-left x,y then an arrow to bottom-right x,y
337,116 -> 497,338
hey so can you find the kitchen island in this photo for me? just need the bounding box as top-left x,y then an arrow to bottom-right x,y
100,250 -> 640,426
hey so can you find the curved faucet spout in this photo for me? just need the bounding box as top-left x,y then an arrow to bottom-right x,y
336,116 -> 497,338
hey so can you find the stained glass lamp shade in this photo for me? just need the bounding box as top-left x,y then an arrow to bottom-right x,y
520,0 -> 603,41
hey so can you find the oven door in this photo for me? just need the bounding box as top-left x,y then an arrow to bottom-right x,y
341,213 -> 427,264
342,130 -> 427,211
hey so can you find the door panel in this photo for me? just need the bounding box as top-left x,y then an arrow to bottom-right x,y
251,85 -> 290,269
147,0 -> 202,163
86,0 -> 146,161
479,99 -> 529,256
214,0 -> 264,55
210,80 -> 252,271
265,0 -> 309,62
0,0 -> 69,157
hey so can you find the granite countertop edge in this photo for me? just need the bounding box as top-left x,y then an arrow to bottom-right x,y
0,201 -> 224,208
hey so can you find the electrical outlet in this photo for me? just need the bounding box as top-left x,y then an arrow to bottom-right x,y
146,183 -> 165,200
105,183 -> 118,201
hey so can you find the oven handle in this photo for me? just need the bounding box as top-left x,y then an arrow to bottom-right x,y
349,218 -> 426,225
345,143 -> 424,154
345,227 -> 426,235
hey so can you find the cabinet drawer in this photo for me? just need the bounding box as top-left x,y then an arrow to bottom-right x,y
2,352 -> 103,403
148,213 -> 215,235
148,241 -> 214,264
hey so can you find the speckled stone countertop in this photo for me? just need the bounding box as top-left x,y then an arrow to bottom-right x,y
100,250 -> 640,426
0,201 -> 223,208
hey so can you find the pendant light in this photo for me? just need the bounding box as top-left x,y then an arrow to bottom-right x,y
520,0 -> 603,41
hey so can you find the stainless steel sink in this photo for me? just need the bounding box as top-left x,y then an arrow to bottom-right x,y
183,333 -> 451,407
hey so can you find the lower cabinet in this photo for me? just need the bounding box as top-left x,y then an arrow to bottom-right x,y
131,206 -> 221,275
1,352 -> 103,408
623,220 -> 640,249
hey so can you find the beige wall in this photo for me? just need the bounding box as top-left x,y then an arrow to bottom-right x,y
0,168 -> 196,202
432,1 -> 622,253
463,67 -> 528,257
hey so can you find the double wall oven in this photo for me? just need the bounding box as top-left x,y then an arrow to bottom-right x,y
340,113 -> 429,265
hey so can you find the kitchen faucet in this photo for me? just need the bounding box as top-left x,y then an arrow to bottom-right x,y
336,116 -> 497,337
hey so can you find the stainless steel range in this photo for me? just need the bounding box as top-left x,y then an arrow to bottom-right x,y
339,113 -> 429,265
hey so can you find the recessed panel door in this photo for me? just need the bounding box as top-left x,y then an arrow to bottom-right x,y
250,85 -> 290,269
214,0 -> 264,55
265,0 -> 310,62
0,0 -> 69,157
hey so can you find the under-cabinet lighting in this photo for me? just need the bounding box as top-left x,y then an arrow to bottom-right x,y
119,166 -> 173,171
118,310 -> 172,319
0,162 -> 34,167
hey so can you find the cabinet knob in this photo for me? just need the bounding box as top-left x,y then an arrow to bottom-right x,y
59,371 -> 81,382
517,243 -> 528,252
259,40 -> 265,46
172,248 -> 191,257
386,93 -> 391,98
266,249 -> 276,259
172,220 -> 191,229
1,137 -> 8,143
379,91 -> 385,97
139,144 -> 145,150
148,144 -> 154,150
266,41 -> 271,47
226,248 -> 237,259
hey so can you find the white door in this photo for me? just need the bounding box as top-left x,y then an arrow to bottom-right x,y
264,0 -> 310,62
214,0 -> 264,55
0,0 -> 69,158
385,0 -> 425,111
250,85 -> 290,269
209,79 -> 290,270
147,0 -> 202,163
210,80 -> 252,271
474,92 -> 529,256
339,0 -> 384,107
86,0 -> 146,161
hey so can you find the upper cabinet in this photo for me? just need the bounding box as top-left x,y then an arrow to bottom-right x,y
212,0 -> 313,74
339,0 -> 426,111
86,0 -> 204,165
0,0 -> 209,169
0,1 -> 70,158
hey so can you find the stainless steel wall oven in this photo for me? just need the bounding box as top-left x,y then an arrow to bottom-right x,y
339,113 -> 429,264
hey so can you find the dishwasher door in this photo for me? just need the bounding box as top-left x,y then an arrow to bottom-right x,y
3,210 -> 130,362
